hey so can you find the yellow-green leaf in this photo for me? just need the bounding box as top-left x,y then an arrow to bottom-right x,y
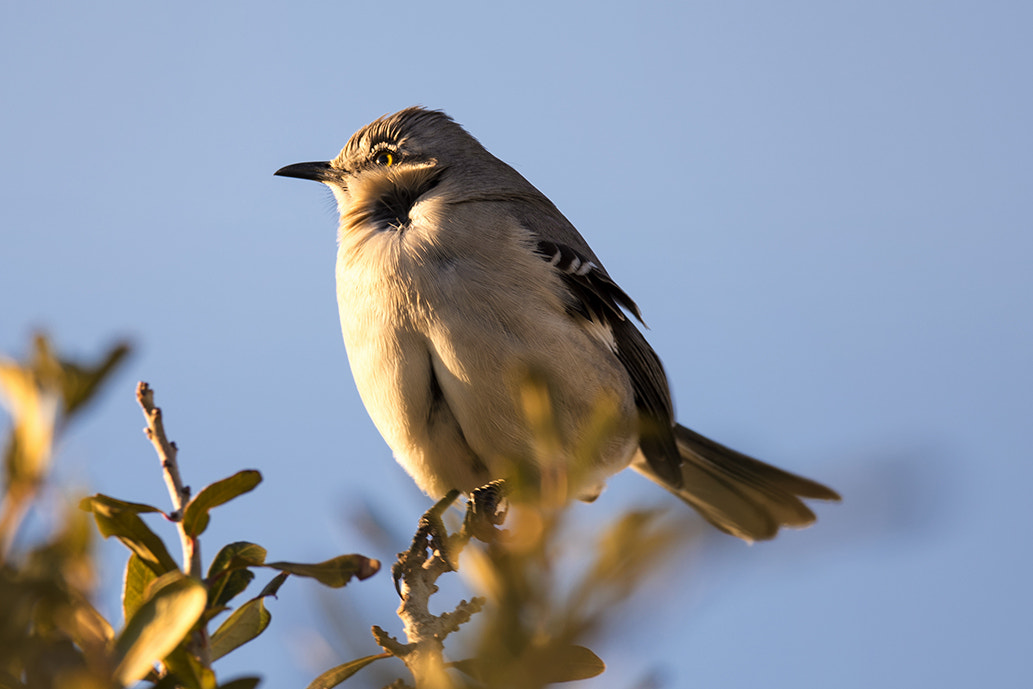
81,494 -> 177,576
305,654 -> 389,689
264,554 -> 380,588
209,595 -> 272,661
123,552 -> 158,623
80,494 -> 164,515
113,572 -> 206,687
183,470 -> 262,537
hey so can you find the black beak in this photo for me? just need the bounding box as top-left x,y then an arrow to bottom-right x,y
274,161 -> 334,182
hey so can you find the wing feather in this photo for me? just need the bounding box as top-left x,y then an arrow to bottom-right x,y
532,239 -> 683,487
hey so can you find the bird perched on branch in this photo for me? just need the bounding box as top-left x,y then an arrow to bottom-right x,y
276,107 -> 839,541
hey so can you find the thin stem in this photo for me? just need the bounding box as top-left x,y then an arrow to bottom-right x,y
135,381 -> 201,578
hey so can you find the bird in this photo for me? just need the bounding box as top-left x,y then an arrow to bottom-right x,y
275,107 -> 839,542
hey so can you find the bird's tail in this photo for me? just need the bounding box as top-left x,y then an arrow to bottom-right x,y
632,424 -> 840,542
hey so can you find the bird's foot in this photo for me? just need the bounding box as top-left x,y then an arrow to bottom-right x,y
463,479 -> 509,544
392,490 -> 460,595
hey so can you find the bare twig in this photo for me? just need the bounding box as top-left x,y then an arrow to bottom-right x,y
135,381 -> 200,579
136,382 -> 213,671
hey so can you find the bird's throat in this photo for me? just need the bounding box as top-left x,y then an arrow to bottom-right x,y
369,168 -> 443,232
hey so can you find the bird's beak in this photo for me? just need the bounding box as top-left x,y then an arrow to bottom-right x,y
274,161 -> 334,182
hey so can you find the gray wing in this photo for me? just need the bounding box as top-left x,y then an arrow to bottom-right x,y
532,238 -> 684,488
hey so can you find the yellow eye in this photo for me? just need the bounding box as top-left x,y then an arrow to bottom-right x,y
373,150 -> 395,167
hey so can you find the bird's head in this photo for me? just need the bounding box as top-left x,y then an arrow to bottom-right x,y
275,107 -> 526,234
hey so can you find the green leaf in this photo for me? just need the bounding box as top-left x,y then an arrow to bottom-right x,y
123,552 -> 158,623
208,571 -> 286,661
113,572 -> 207,687
208,564 -> 255,611
207,542 -> 267,608
78,494 -> 165,515
183,470 -> 263,537
256,571 -> 288,598
81,494 -> 177,576
208,542 -> 268,575
209,595 -> 272,661
304,654 -> 389,689
217,678 -> 262,689
264,555 -> 380,588
163,641 -> 215,689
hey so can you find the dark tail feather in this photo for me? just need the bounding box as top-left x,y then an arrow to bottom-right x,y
631,424 -> 841,542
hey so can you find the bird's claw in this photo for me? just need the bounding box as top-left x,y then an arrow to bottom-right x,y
464,479 -> 509,543
392,490 -> 460,596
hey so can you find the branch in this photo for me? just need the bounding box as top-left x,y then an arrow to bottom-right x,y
135,381 -> 200,578
375,491 -> 496,688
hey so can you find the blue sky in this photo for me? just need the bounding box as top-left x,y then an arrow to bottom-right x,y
2,2 -> 1031,687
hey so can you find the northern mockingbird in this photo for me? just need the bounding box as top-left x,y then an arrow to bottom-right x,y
276,107 -> 838,541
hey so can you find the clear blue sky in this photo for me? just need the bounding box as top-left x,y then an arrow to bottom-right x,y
2,2 -> 1031,687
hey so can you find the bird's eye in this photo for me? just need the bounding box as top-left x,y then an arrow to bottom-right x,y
373,150 -> 396,167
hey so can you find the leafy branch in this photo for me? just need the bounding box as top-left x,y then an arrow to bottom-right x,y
1,336 -> 692,689
0,334 -> 381,689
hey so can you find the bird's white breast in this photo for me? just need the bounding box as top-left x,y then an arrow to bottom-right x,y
334,206 -> 640,498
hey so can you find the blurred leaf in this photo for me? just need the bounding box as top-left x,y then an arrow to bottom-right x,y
123,553 -> 158,623
264,554 -> 380,588
60,597 -> 116,662
207,542 -> 266,609
304,654 -> 389,689
0,336 -> 129,557
209,594 -> 272,662
0,497 -> 115,686
0,337 -> 128,494
217,677 -> 262,689
154,673 -> 188,689
539,645 -> 605,682
24,334 -> 130,419
80,495 -> 177,576
113,572 -> 206,687
0,365 -> 59,516
23,502 -> 95,588
581,508 -> 682,605
0,357 -> 58,493
452,640 -> 606,684
183,470 -> 262,538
